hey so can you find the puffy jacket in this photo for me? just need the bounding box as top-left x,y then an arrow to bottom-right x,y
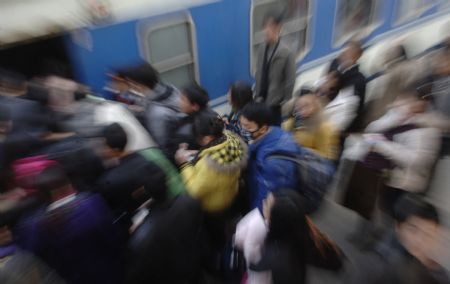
246,127 -> 300,210
144,83 -> 181,152
181,132 -> 247,213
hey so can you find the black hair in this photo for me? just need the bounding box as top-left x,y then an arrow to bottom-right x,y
35,165 -> 70,195
394,194 -> 439,224
116,63 -> 160,89
240,102 -> 273,128
263,11 -> 284,26
0,104 -> 11,122
103,123 -> 128,152
193,110 -> 224,139
266,189 -> 308,258
0,68 -> 26,90
182,83 -> 209,110
230,81 -> 253,110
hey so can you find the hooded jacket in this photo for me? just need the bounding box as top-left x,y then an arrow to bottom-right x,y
180,131 -> 247,213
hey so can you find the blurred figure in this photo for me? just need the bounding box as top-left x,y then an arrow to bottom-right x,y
96,123 -> 185,231
342,89 -> 441,244
283,90 -> 340,161
175,111 -> 247,214
240,103 -> 300,210
363,44 -> 413,126
126,179 -> 203,284
14,165 -> 124,284
0,69 -> 49,136
167,83 -> 212,159
0,105 -> 12,189
114,63 -> 182,154
320,72 -> 360,134
175,111 -> 247,278
328,41 -> 366,132
235,189 -> 342,284
254,12 -> 296,126
48,75 -> 155,152
0,223 -> 65,284
350,194 -> 449,284
224,81 -> 254,143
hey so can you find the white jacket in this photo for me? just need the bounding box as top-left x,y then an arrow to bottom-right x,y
234,209 -> 271,284
324,86 -> 360,132
343,109 -> 441,193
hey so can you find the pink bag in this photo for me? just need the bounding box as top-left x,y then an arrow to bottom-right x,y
12,156 -> 58,192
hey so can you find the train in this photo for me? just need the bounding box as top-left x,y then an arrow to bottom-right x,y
1,0 -> 450,112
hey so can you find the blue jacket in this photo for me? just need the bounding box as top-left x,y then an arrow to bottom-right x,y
247,127 -> 301,210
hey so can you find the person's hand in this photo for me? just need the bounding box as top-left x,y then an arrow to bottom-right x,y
175,143 -> 198,165
222,116 -> 229,125
363,133 -> 386,147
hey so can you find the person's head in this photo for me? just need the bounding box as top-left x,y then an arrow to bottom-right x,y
263,189 -> 307,245
294,93 -> 321,119
0,69 -> 27,97
35,165 -> 73,202
180,84 -> 209,114
341,40 -> 363,68
115,63 -> 160,91
102,123 -> 128,158
239,103 -> 272,141
44,76 -> 78,113
263,12 -> 283,44
228,81 -> 253,110
0,104 -> 12,137
193,110 -> 224,147
394,194 -> 440,261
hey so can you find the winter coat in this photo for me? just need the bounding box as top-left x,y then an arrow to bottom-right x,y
254,42 -> 296,108
323,86 -> 360,133
181,131 -> 247,213
14,193 -> 125,284
246,127 -> 300,210
143,83 -> 181,153
283,117 -> 340,160
96,148 -> 185,224
343,109 -> 441,193
126,194 -> 203,284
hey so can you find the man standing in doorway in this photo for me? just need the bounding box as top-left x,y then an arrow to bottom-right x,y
254,12 -> 296,126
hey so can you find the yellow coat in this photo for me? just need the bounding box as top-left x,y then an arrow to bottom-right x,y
283,117 -> 339,160
181,132 -> 247,213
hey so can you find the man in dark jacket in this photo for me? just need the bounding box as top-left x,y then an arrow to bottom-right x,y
126,179 -> 203,284
167,83 -> 213,160
95,123 -> 185,231
115,63 -> 182,154
254,12 -> 296,126
349,194 -> 449,284
328,41 -> 366,132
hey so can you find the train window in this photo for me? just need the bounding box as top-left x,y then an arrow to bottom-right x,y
334,0 -> 379,45
251,0 -> 310,74
394,0 -> 438,25
140,15 -> 198,88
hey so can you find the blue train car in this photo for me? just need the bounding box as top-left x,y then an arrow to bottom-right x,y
64,0 -> 450,109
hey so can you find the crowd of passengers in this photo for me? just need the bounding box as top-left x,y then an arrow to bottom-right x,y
1,11 -> 450,284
